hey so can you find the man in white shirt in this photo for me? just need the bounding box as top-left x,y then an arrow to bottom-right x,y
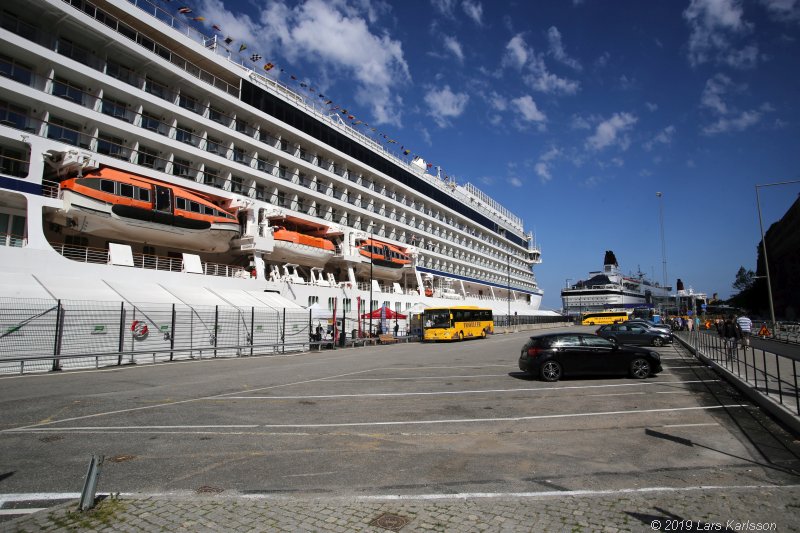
736,314 -> 753,348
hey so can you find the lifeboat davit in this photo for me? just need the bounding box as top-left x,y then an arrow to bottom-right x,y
355,238 -> 411,281
267,226 -> 335,268
57,167 -> 239,252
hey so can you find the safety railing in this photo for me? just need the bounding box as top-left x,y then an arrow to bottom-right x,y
677,329 -> 799,418
0,298 -> 310,375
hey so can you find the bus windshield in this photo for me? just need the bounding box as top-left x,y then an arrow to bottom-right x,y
424,309 -> 451,329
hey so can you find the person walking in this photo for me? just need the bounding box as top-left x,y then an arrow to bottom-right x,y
722,315 -> 740,361
736,313 -> 752,349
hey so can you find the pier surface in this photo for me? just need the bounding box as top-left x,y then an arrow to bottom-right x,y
1,327 -> 798,531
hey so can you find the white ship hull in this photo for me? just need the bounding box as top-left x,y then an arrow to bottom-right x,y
0,0 -> 550,319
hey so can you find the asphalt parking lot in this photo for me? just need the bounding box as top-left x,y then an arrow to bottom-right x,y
1,326 -> 799,530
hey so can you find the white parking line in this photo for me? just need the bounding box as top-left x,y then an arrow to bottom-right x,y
6,405 -> 747,433
662,423 -> 719,428
220,380 -> 720,401
254,404 -> 746,429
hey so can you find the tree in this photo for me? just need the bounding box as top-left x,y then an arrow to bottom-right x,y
732,266 -> 755,294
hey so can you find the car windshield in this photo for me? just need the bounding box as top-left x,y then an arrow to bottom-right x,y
424,310 -> 451,329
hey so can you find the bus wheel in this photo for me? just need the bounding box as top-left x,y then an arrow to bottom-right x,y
480,328 -> 487,339
457,331 -> 464,341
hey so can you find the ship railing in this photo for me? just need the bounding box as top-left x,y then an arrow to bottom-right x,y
61,0 -> 238,96
0,233 -> 26,248
0,151 -> 30,179
50,243 -> 247,278
0,69 -> 530,265
1,6 -> 529,242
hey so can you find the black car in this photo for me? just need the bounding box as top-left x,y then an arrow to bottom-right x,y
518,333 -> 662,382
596,323 -> 673,347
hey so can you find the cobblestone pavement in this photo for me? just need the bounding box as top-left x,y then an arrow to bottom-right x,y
6,485 -> 800,532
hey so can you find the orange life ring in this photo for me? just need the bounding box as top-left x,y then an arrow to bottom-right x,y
424,288 -> 433,297
131,320 -> 149,339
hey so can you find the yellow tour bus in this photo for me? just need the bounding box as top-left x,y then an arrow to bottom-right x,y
580,310 -> 631,326
423,306 -> 493,341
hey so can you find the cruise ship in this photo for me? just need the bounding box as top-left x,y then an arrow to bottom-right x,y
0,0 -> 548,323
561,251 -> 671,317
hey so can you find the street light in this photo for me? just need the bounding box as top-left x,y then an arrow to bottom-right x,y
506,253 -> 511,328
656,192 -> 668,312
755,179 -> 800,329
369,227 -> 374,336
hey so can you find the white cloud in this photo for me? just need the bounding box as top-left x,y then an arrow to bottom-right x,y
508,176 -> 523,187
643,125 -> 676,151
586,112 -> 638,151
443,35 -> 465,63
703,110 -> 762,134
699,74 -> 768,134
502,34 -> 579,95
223,0 -> 410,126
645,102 -> 659,112
546,26 -> 582,70
534,146 -> 561,183
524,54 -> 580,95
701,73 -> 734,114
462,0 -> 484,24
683,0 -> 758,68
502,34 -> 529,69
511,95 -> 547,123
430,0 -> 457,17
424,85 -> 470,127
760,0 -> 800,22
488,91 -> 508,111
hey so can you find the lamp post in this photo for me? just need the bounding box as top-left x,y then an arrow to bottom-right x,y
369,227 -> 374,336
755,179 -> 800,329
656,192 -> 668,313
506,253 -> 511,328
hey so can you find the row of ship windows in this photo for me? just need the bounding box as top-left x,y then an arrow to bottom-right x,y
86,179 -> 233,219
0,6 -> 525,258
0,110 -> 532,275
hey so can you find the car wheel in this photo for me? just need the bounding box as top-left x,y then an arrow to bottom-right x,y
540,360 -> 562,382
630,358 -> 651,379
651,337 -> 664,347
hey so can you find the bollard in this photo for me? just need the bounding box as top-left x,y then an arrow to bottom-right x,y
79,454 -> 104,511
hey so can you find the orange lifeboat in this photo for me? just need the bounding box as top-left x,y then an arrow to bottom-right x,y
58,167 -> 239,252
356,238 -> 411,281
357,238 -> 411,267
268,226 -> 335,268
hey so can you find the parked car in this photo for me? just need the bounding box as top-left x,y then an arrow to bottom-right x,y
623,319 -> 672,333
518,332 -> 662,382
596,323 -> 673,347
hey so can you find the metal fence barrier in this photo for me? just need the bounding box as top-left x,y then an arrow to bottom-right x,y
0,298 -> 310,375
677,329 -> 800,422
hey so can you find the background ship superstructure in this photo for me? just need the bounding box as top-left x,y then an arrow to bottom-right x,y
0,0 -> 547,320
561,251 -> 671,317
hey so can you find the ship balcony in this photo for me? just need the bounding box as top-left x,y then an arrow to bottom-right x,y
50,242 -> 248,278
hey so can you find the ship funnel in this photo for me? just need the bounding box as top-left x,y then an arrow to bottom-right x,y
603,251 -> 618,267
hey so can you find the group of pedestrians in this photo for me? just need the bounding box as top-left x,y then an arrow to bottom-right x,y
714,314 -> 752,359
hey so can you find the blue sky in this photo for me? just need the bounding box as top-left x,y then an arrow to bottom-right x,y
186,0 -> 800,310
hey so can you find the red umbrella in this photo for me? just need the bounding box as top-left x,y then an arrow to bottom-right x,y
360,305 -> 406,320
